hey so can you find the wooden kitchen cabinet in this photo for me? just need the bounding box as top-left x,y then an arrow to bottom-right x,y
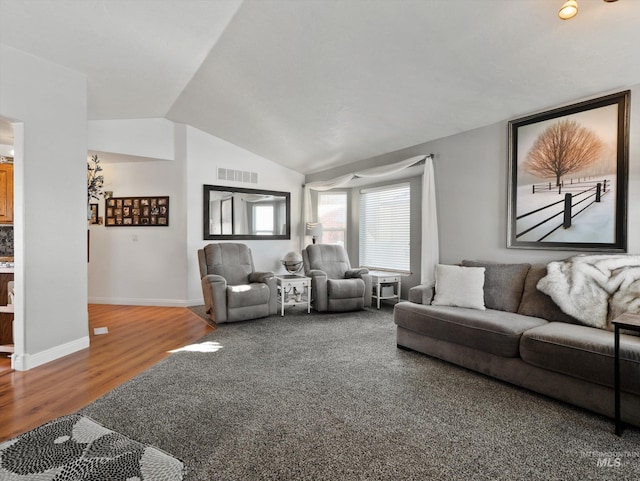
0,163 -> 13,224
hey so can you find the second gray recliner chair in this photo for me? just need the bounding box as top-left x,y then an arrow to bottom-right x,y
302,244 -> 371,312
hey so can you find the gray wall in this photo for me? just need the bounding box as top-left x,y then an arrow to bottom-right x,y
306,85 -> 640,295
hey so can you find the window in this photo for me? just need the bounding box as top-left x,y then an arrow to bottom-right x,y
359,183 -> 410,272
318,192 -> 347,246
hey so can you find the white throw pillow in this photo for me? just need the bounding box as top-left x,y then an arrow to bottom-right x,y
431,264 -> 486,310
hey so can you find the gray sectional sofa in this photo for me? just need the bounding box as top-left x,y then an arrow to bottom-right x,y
393,260 -> 640,428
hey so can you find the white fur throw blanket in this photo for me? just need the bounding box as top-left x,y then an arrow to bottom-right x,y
537,254 -> 640,330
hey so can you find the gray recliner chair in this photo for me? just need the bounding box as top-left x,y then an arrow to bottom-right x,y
198,243 -> 277,323
302,244 -> 372,312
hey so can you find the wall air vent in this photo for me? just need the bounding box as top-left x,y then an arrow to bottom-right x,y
218,167 -> 258,184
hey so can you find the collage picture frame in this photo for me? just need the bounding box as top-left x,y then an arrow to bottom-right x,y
105,196 -> 169,227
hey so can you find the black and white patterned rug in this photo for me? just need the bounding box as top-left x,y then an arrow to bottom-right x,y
0,414 -> 185,480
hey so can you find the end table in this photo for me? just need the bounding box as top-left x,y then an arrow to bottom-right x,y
612,312 -> 640,436
369,271 -> 405,309
276,275 -> 311,316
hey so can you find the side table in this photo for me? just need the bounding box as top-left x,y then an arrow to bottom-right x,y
276,275 -> 311,316
369,271 -> 404,309
612,312 -> 640,436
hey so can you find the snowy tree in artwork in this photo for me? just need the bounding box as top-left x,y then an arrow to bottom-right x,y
524,119 -> 604,187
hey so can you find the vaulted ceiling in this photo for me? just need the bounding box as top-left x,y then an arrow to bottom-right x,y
1,0 -> 639,174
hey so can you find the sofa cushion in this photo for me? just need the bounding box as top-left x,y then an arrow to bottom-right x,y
394,302 -> 548,358
520,322 -> 640,395
462,260 -> 531,313
517,264 -> 581,324
432,264 -> 485,310
227,283 -> 270,308
327,278 -> 364,299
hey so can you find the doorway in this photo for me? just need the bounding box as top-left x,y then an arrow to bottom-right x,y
0,118 -> 15,374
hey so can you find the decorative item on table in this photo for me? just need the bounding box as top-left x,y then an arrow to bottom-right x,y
281,251 -> 304,301
305,222 -> 323,244
281,251 -> 303,274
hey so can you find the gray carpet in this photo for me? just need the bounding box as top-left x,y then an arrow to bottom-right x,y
81,306 -> 640,480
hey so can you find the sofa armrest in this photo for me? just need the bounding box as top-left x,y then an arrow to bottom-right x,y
408,284 -> 434,305
345,268 -> 369,278
307,270 -> 328,311
307,269 -> 327,279
249,271 -> 275,284
201,274 -> 228,322
202,274 -> 226,285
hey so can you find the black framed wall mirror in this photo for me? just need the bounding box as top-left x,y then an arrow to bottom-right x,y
203,185 -> 291,240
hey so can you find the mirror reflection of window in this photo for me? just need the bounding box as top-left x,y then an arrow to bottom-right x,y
210,200 -> 221,235
253,204 -> 274,235
203,185 -> 290,240
221,198 -> 232,235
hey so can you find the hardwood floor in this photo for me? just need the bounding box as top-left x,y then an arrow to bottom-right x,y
0,304 -> 214,442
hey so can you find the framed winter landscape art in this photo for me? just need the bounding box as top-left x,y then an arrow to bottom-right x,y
507,91 -> 630,252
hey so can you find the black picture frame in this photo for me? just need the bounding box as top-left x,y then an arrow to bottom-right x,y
105,196 -> 169,227
507,91 -> 630,252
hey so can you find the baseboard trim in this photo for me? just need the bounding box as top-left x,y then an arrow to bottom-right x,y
13,336 -> 90,371
88,297 -> 191,307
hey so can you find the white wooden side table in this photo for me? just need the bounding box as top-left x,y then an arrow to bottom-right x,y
276,275 -> 311,316
369,271 -> 404,309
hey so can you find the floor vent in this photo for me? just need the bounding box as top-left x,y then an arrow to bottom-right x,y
218,168 -> 258,184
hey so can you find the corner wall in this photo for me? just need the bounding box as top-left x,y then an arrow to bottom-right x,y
185,126 -> 305,304
0,44 -> 89,370
87,121 -> 305,306
426,85 -> 639,264
306,85 -> 640,292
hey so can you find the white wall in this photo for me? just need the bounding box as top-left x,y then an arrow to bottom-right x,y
186,126 -> 305,304
87,161 -> 187,304
87,120 -> 304,306
0,44 -> 89,370
88,119 -> 175,161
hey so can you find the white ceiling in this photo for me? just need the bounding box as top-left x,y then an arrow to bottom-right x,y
1,0 -> 640,174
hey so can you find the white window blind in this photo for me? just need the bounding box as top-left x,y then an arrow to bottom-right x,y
359,183 -> 410,272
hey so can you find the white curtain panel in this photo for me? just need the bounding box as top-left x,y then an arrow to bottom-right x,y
421,156 -> 439,286
301,155 -> 440,285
